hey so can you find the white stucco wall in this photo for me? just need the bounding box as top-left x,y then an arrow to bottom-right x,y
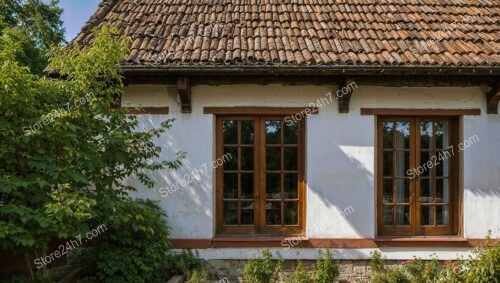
123,84 -> 500,259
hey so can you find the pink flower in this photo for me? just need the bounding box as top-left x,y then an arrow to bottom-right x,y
401,259 -> 412,266
304,266 -> 310,270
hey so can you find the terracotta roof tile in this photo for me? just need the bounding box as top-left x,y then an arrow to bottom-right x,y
74,0 -> 500,67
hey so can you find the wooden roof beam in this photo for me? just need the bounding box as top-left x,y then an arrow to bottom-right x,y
338,77 -> 356,113
177,77 -> 191,113
486,82 -> 499,114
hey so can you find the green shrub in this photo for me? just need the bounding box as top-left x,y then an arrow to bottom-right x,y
168,250 -> 203,277
370,250 -> 386,273
372,268 -> 410,283
72,199 -> 171,283
2,274 -> 54,283
186,268 -> 209,283
436,260 -> 465,283
464,235 -> 499,283
240,250 -> 283,283
370,251 -> 410,283
312,249 -> 339,283
285,261 -> 311,283
402,256 -> 439,283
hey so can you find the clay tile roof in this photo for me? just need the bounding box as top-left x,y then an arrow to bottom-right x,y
74,0 -> 500,70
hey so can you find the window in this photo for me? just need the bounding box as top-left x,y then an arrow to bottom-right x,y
216,116 -> 305,235
377,117 -> 459,236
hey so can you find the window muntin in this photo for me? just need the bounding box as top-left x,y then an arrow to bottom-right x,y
216,116 -> 304,235
378,117 -> 458,236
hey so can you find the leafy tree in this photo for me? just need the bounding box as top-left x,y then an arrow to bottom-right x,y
0,25 -> 183,278
0,0 -> 64,74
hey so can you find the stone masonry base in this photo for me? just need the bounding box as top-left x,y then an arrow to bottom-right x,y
203,259 -> 403,283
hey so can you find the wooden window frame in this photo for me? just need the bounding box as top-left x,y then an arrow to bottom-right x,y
377,116 -> 460,237
215,115 -> 306,235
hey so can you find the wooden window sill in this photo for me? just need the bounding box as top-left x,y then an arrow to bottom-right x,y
170,236 -> 492,249
374,237 -> 469,247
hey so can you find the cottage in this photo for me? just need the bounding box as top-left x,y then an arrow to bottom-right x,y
74,0 -> 499,279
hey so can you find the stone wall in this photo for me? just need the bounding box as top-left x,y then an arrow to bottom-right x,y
203,259 -> 402,283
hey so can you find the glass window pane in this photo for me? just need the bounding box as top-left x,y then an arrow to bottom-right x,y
420,178 -> 433,203
383,206 -> 393,225
395,206 -> 410,225
223,201 -> 238,225
383,179 -> 393,203
266,120 -> 281,144
266,174 -> 281,199
284,202 -> 298,225
395,151 -> 409,177
241,173 -> 254,199
383,122 -> 394,149
383,151 -> 393,177
435,122 -> 449,149
266,202 -> 281,225
395,122 -> 410,149
436,205 -> 449,225
436,152 -> 449,177
241,121 -> 254,144
266,147 -> 281,170
421,206 -> 434,225
284,121 -> 298,144
395,179 -> 409,203
284,147 -> 298,171
284,173 -> 298,199
241,147 -> 254,170
223,173 -> 238,199
419,151 -> 433,177
223,120 -> 237,144
240,201 -> 254,225
420,122 -> 433,149
436,179 -> 449,203
223,147 -> 238,170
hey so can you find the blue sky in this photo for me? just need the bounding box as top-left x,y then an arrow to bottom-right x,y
57,0 -> 101,42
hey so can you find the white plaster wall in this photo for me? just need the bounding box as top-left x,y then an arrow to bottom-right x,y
123,84 -> 500,259
174,247 -> 472,260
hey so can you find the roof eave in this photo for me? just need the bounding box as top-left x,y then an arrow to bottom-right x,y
121,65 -> 500,76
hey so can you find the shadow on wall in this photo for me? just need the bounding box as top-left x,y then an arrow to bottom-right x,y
125,115 -> 213,238
306,133 -> 375,238
467,186 -> 500,198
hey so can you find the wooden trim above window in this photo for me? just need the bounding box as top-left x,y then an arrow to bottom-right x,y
122,107 -> 169,114
361,108 -> 480,116
204,107 -> 319,115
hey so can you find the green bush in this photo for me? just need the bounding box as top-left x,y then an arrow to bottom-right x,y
186,268 -> 209,283
464,235 -> 499,282
285,261 -> 310,283
2,274 -> 54,283
0,24 -> 182,280
370,250 -> 386,273
369,251 -> 410,283
436,260 -> 465,283
370,236 -> 500,283
402,256 -> 439,283
163,250 -> 203,278
240,250 -> 283,283
312,250 -> 339,283
72,199 -> 171,283
372,269 -> 410,283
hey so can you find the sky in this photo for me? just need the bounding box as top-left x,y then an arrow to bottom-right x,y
57,0 -> 101,42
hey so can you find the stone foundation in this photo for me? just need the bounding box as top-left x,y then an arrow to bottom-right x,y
202,259 -> 402,283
